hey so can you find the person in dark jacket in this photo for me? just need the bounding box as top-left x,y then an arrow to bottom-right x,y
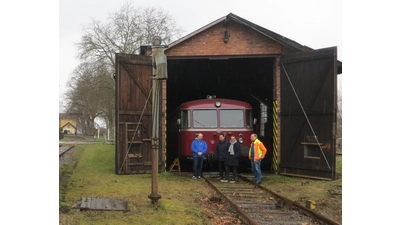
221,135 -> 240,183
216,133 -> 229,180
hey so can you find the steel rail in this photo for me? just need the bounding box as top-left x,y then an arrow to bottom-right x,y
59,145 -> 75,157
202,173 -> 341,225
237,174 -> 341,225
203,176 -> 259,225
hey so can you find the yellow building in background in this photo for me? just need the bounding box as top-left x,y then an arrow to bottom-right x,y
59,113 -> 77,134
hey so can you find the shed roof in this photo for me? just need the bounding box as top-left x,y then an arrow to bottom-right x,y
167,13 -> 313,52
166,13 -> 341,73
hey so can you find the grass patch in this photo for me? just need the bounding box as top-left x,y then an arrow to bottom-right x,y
265,156 -> 342,222
59,137 -> 71,142
267,156 -> 342,198
60,144 -> 216,225
60,144 -> 342,224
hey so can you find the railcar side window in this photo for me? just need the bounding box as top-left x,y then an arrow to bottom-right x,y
220,110 -> 244,128
245,109 -> 253,128
193,110 -> 217,128
180,110 -> 190,128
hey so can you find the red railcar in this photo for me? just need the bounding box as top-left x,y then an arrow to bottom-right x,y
174,97 -> 254,165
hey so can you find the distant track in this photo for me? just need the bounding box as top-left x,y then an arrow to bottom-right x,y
203,172 -> 340,225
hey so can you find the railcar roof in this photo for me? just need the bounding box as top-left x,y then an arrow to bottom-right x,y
178,98 -> 252,109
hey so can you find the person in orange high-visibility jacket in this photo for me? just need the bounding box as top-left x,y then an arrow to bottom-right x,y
248,133 -> 267,184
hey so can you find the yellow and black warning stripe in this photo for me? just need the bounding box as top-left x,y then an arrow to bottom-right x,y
272,100 -> 278,173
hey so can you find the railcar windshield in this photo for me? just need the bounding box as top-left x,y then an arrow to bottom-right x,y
220,109 -> 244,128
193,109 -> 217,128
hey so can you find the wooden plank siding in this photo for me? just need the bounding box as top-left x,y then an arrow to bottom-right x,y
279,47 -> 337,180
115,53 -> 165,174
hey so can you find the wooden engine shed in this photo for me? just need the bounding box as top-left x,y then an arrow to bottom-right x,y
115,13 -> 342,180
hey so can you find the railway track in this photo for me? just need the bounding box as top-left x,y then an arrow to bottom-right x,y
59,144 -> 76,168
203,172 -> 340,225
59,144 -> 75,157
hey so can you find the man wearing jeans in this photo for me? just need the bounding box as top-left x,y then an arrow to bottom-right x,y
249,133 -> 267,184
191,133 -> 208,179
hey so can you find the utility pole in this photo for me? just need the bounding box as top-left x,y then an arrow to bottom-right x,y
148,36 -> 167,204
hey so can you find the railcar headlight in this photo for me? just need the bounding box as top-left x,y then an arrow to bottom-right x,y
238,134 -> 244,143
215,101 -> 221,108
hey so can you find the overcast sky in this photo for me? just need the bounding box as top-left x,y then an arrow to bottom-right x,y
59,0 -> 342,107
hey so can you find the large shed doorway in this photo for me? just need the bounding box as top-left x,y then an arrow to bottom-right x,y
165,56 -> 275,169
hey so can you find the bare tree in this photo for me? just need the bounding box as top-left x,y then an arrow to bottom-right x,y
75,1 -> 183,68
66,1 -> 183,138
95,63 -> 115,138
337,76 -> 342,142
65,61 -> 107,135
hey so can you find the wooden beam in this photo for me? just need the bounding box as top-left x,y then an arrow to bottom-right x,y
118,110 -> 152,116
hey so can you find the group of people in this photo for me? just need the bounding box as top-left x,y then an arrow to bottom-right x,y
191,133 -> 267,184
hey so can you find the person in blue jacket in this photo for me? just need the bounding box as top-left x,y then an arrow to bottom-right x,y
191,133 -> 208,179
